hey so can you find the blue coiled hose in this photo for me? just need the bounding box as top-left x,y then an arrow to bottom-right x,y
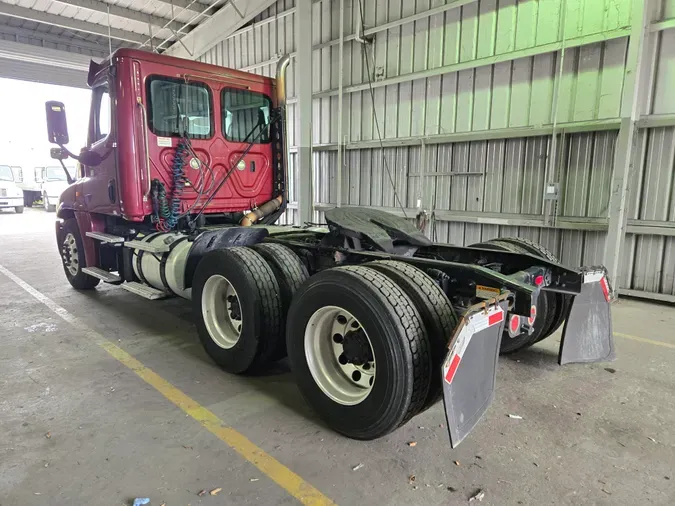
151,139 -> 188,231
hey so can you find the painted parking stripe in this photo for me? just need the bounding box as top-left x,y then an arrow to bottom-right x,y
614,331 -> 675,350
0,263 -> 336,506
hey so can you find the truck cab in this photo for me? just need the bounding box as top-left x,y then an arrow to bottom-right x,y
50,48 -> 285,230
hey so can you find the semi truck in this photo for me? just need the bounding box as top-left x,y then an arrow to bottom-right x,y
44,49 -> 614,447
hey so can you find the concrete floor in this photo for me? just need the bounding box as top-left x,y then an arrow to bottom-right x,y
0,207 -> 673,506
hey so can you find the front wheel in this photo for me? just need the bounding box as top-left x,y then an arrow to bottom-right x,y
59,219 -> 100,290
44,194 -> 56,213
14,206 -> 24,214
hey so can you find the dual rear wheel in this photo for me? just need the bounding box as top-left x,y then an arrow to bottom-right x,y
192,247 -> 457,440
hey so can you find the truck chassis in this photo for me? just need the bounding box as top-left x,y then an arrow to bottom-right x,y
55,206 -> 613,447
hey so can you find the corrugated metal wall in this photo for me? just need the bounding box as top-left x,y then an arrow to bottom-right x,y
198,0 -> 675,299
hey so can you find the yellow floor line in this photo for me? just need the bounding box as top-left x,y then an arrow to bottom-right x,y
0,264 -> 335,506
614,331 -> 675,350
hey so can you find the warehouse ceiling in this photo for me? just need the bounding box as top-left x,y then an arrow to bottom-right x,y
0,0 -> 275,88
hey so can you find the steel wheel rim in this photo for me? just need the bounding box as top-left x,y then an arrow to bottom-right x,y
304,306 -> 376,406
62,232 -> 79,276
202,274 -> 242,349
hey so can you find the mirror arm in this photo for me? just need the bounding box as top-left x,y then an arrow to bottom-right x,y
56,158 -> 75,185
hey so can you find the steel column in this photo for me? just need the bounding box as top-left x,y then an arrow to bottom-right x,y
297,0 -> 314,225
604,0 -> 653,288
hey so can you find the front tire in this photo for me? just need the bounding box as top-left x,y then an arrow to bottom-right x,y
192,247 -> 283,374
59,219 -> 100,290
44,194 -> 56,213
14,206 -> 24,214
286,266 -> 431,440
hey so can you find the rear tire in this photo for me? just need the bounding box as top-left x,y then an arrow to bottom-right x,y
470,239 -> 549,353
251,243 -> 310,360
367,260 -> 457,410
495,237 -> 571,342
59,219 -> 100,290
286,266 -> 431,439
192,247 -> 282,374
14,206 -> 24,214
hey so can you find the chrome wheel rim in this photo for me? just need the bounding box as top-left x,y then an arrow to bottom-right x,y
62,232 -> 79,276
202,274 -> 242,349
304,306 -> 375,406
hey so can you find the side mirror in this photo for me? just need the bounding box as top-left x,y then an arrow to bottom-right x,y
50,147 -> 68,160
45,101 -> 69,145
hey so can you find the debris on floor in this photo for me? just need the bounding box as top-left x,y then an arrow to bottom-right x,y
647,437 -> 657,443
447,486 -> 457,492
352,463 -> 364,471
469,489 -> 485,502
132,499 -> 150,506
507,414 -> 523,420
407,441 -> 417,447
408,475 -> 416,484
197,489 -> 207,497
249,478 -> 259,482
454,460 -> 460,466
45,432 -> 51,439
210,487 -> 222,495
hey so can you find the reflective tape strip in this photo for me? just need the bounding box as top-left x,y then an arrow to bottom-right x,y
600,276 -> 610,301
444,306 -> 504,385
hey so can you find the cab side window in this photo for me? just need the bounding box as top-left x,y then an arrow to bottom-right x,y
91,85 -> 111,143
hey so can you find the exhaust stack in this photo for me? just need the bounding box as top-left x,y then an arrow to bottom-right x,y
240,54 -> 291,226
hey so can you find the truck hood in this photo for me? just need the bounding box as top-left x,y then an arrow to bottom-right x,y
0,181 -> 22,194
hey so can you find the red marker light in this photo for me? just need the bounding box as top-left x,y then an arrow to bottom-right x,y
528,305 -> 537,326
509,315 -> 520,334
534,275 -> 544,287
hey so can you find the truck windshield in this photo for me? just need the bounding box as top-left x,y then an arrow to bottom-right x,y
0,165 -> 14,182
45,166 -> 68,181
222,89 -> 272,144
147,76 -> 212,140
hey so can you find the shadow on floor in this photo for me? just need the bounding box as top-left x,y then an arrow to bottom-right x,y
77,287 -> 320,425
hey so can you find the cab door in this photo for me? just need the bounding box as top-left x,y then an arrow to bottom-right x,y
80,74 -> 119,214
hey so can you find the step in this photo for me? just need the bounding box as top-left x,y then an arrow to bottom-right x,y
85,231 -> 125,244
120,282 -> 168,300
124,239 -> 170,254
82,267 -> 121,283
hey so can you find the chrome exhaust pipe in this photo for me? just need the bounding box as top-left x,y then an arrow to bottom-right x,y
239,55 -> 290,227
275,54 -> 290,207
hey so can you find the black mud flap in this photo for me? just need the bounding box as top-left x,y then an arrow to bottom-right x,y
441,298 -> 509,448
558,271 -> 615,365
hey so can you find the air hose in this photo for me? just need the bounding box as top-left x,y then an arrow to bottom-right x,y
151,139 -> 188,231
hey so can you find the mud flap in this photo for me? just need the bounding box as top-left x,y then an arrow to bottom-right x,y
441,299 -> 509,448
558,271 -> 615,365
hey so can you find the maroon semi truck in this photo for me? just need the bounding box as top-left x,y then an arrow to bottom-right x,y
45,48 -> 614,447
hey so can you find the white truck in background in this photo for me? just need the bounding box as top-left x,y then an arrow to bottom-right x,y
15,165 -> 72,212
0,165 -> 24,213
